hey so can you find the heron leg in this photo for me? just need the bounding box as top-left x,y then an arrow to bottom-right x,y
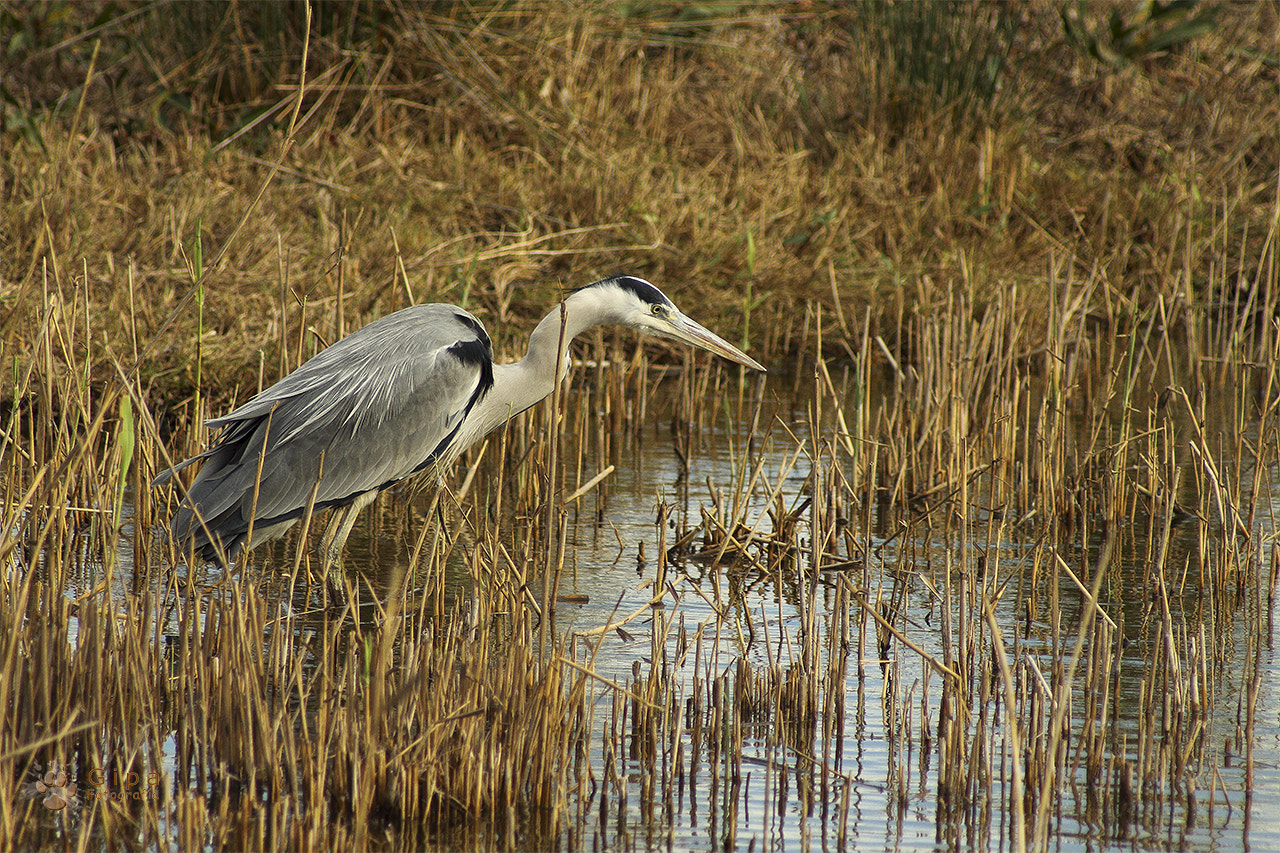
320,490 -> 378,595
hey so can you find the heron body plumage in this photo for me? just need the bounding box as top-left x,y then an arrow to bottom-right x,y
158,274 -> 765,564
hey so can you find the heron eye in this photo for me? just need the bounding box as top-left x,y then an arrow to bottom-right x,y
650,304 -> 663,316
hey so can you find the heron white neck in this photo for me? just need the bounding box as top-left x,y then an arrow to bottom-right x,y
460,288 -> 622,446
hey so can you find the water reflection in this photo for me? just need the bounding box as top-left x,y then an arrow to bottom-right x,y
308,359 -> 1280,852
43,354 -> 1267,853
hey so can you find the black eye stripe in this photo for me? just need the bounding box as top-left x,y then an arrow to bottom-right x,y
609,275 -> 673,308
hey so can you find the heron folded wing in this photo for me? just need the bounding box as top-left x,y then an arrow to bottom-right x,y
164,303 -> 495,553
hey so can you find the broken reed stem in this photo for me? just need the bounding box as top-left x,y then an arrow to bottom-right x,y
541,301 -> 569,659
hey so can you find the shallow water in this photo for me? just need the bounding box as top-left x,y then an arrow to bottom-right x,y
36,357 -> 1279,853
345,363 -> 1280,853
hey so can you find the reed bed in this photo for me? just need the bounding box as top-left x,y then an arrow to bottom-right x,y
3,241 -> 1277,851
603,262 -> 1278,850
4,2 -> 1279,850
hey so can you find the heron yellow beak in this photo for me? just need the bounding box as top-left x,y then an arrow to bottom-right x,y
665,312 -> 767,372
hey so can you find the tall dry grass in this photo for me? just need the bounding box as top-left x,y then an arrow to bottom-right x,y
3,2 -> 1276,411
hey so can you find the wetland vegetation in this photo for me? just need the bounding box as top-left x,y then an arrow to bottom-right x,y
2,2 -> 1278,850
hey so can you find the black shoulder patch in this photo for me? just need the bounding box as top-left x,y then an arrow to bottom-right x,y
448,311 -> 494,396
403,336 -> 493,479
447,337 -> 495,396
453,311 -> 492,352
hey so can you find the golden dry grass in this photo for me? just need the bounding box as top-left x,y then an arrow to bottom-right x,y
3,1 -> 1275,418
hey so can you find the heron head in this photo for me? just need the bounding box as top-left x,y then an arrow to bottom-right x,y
599,275 -> 767,372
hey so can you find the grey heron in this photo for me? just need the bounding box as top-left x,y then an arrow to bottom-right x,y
156,274 -> 766,567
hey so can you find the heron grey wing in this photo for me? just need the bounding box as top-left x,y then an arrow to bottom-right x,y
203,304 -> 478,434
202,306 -> 492,527
257,337 -> 490,517
169,304 -> 492,547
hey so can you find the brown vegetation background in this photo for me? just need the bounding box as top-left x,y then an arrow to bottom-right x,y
2,0 -> 1277,422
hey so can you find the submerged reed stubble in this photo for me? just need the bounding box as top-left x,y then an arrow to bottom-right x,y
3,251 -> 1277,851
601,273 -> 1276,849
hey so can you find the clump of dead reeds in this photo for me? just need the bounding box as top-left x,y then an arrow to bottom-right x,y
4,238 -> 1276,849
612,250 -> 1277,849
